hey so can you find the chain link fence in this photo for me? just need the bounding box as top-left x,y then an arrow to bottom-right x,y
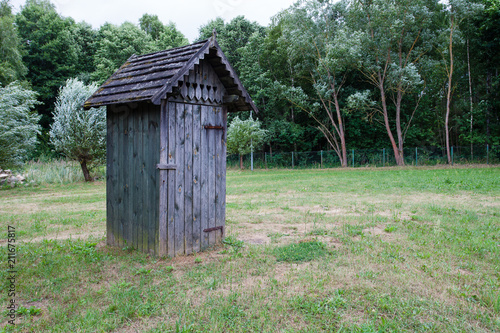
227,145 -> 500,169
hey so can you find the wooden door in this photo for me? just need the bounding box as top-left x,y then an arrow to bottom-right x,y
159,100 -> 227,257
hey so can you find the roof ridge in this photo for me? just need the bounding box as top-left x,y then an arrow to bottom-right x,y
84,37 -> 258,114
131,39 -> 209,60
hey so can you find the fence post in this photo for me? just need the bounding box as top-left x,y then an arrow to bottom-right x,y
321,150 -> 323,169
292,152 -> 294,169
451,146 -> 454,166
415,147 -> 418,166
352,149 -> 355,168
383,148 -> 385,167
251,150 -> 254,171
487,144 -> 489,165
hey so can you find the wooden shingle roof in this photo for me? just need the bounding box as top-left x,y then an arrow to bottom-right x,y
84,37 -> 258,113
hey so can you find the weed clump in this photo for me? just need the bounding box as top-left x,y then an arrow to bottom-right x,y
273,240 -> 330,262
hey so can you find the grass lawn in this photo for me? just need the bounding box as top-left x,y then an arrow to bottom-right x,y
1,165 -> 499,332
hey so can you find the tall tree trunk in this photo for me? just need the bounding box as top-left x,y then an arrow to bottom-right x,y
80,159 -> 92,182
445,17 -> 454,165
239,154 -> 243,170
379,81 -> 403,166
332,86 -> 348,167
395,88 -> 405,165
467,38 -> 473,160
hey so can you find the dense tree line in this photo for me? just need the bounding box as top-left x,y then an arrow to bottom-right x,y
0,0 -> 498,167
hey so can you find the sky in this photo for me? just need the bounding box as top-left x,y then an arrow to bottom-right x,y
9,0 -> 299,42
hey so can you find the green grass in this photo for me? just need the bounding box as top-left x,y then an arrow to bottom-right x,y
0,165 -> 499,332
273,241 -> 330,262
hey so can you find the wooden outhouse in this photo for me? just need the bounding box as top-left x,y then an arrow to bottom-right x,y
84,36 -> 258,256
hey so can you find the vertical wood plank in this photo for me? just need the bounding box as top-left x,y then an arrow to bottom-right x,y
207,106 -> 216,246
127,112 -> 134,248
184,103 -> 193,255
208,64 -> 216,102
114,107 -> 122,247
106,108 -> 115,246
195,63 -> 202,100
181,76 -> 188,98
188,69 -> 195,100
141,109 -> 148,252
118,110 -> 127,247
200,105 -> 209,249
148,107 -> 159,255
221,107 -> 228,240
175,102 -> 185,255
201,60 -> 208,101
215,106 -> 222,244
159,101 -> 168,256
192,104 -> 201,253
131,109 -> 138,251
167,102 -> 176,257
141,109 -> 149,252
207,72 -> 214,102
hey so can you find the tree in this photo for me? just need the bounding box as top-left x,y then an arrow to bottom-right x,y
475,0 -> 500,146
92,22 -> 155,84
15,0 -> 80,127
227,116 -> 269,169
155,22 -> 189,50
0,0 -> 27,85
197,16 -> 264,73
276,0 -> 358,167
441,0 -> 484,163
139,14 -> 188,50
139,13 -> 165,40
71,21 -> 98,82
347,0 -> 440,165
0,82 -> 40,168
49,78 -> 106,181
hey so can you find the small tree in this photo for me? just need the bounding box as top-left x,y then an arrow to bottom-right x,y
0,82 -> 40,168
50,78 -> 106,181
227,116 -> 269,169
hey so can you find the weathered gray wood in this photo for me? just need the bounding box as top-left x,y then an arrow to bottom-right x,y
215,106 -> 223,244
158,102 -> 168,256
207,66 -> 214,102
174,102 -> 185,255
98,37 -> 262,257
207,106 -> 216,246
167,101 -> 176,257
184,103 -> 193,255
195,64 -> 202,100
192,104 -> 201,252
188,68 -> 196,100
157,164 -> 177,170
118,110 -> 128,247
200,104 -> 209,249
148,107 -> 159,255
106,108 -> 115,246
112,106 -> 121,247
86,38 -> 258,114
201,59 -> 209,101
131,109 -> 138,251
221,107 -> 228,240
151,41 -> 212,104
140,109 -> 148,252
180,77 -> 188,99
136,110 -> 148,252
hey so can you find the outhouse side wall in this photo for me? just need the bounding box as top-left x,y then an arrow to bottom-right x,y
107,103 -> 161,255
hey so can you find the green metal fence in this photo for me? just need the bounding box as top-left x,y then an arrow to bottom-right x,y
227,145 -> 500,169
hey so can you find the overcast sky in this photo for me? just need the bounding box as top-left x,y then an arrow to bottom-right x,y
10,0 -> 298,42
